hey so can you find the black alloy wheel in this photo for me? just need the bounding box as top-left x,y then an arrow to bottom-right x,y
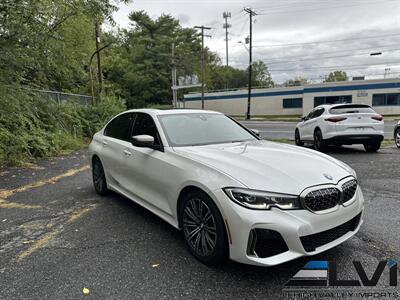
313,129 -> 326,152
181,190 -> 228,265
92,158 -> 108,195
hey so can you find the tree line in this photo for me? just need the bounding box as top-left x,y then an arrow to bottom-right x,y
0,0 -> 348,109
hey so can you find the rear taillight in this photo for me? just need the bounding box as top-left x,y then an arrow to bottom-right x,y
324,116 -> 347,122
371,115 -> 383,121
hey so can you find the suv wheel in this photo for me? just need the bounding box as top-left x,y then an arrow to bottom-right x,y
92,157 -> 108,195
364,141 -> 381,152
313,129 -> 326,152
395,128 -> 400,148
295,129 -> 304,146
180,190 -> 228,265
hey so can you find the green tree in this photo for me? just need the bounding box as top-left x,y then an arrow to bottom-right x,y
250,60 -> 274,87
104,11 -> 202,108
324,70 -> 348,82
283,76 -> 309,87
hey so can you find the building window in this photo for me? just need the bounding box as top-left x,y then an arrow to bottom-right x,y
314,95 -> 352,107
283,98 -> 303,108
373,93 -> 400,106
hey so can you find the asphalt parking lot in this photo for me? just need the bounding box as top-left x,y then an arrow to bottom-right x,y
0,145 -> 399,299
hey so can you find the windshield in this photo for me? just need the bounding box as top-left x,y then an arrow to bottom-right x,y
158,113 -> 256,146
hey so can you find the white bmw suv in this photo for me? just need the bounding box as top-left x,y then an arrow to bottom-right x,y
89,109 -> 364,267
295,104 -> 384,152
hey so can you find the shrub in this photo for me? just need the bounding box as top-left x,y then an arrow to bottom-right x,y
0,86 -> 125,167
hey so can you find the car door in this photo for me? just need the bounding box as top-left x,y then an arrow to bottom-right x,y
298,110 -> 315,140
117,113 -> 176,215
100,113 -> 135,186
302,108 -> 324,140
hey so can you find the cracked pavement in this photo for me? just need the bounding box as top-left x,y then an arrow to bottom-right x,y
0,147 -> 399,299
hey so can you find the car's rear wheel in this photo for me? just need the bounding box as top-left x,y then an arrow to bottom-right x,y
364,141 -> 381,152
395,128 -> 400,148
181,190 -> 228,265
92,157 -> 108,195
313,129 -> 327,152
295,129 -> 304,146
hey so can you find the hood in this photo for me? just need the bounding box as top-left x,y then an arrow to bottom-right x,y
173,140 -> 354,195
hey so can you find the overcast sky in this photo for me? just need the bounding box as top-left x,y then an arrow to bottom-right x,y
113,0 -> 400,84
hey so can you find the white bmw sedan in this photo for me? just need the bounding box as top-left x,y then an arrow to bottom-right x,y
89,109 -> 364,266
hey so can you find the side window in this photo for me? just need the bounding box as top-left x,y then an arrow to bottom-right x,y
104,113 -> 134,141
313,108 -> 325,118
131,113 -> 162,146
305,110 -> 315,121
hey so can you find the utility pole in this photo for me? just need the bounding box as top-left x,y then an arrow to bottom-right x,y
194,25 -> 211,109
94,21 -> 103,95
171,43 -> 178,108
244,8 -> 256,120
222,12 -> 231,66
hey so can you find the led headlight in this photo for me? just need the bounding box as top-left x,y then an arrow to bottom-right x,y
223,188 -> 301,210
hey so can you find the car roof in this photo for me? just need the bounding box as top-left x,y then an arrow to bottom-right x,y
315,103 -> 371,110
123,108 -> 223,116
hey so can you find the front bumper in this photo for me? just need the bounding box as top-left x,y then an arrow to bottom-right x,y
214,187 -> 364,266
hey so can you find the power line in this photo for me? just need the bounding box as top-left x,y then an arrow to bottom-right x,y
256,0 -> 398,16
253,33 -> 400,48
269,61 -> 400,72
254,43 -> 400,63
266,48 -> 400,66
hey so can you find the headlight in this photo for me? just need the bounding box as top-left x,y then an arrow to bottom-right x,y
223,188 -> 301,210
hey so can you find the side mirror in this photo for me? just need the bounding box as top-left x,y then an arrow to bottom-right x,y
131,135 -> 154,147
301,116 -> 306,121
250,128 -> 260,137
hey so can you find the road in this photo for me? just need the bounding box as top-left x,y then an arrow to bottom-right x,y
0,147 -> 399,299
240,120 -> 398,140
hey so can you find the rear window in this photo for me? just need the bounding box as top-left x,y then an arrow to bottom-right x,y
330,105 -> 375,115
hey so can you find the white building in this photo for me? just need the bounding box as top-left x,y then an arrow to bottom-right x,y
183,78 -> 400,116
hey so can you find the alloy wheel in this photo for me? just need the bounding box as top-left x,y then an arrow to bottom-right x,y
92,159 -> 107,195
182,198 -> 217,257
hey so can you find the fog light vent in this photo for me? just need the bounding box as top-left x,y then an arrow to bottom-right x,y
247,229 -> 289,258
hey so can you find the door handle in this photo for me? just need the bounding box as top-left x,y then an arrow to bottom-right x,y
102,140 -> 108,146
123,150 -> 132,156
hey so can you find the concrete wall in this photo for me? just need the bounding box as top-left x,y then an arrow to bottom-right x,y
184,79 -> 400,116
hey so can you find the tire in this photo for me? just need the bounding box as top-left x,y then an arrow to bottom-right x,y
364,141 -> 381,152
92,157 -> 109,196
180,190 -> 228,265
295,129 -> 304,146
313,129 -> 327,152
395,128 -> 400,148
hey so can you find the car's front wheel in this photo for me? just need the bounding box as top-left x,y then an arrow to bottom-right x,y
92,157 -> 108,195
364,141 -> 381,152
180,190 -> 228,265
295,129 -> 304,146
395,128 -> 400,148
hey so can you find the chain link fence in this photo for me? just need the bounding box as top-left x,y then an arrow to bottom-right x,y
27,88 -> 93,105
